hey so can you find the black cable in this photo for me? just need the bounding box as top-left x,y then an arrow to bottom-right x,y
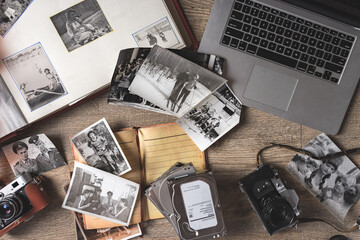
299,218 -> 359,233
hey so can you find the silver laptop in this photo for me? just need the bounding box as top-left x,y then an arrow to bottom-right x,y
198,0 -> 360,134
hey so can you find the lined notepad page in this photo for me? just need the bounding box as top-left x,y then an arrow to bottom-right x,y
138,123 -> 206,220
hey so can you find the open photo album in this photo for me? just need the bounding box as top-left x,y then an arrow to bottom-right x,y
0,0 -> 196,142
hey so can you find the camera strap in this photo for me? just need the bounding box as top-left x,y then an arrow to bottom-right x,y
256,143 -> 360,233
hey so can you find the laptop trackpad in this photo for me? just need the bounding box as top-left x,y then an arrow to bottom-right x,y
243,65 -> 299,111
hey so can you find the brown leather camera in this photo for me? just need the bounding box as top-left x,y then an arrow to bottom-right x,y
0,173 -> 50,237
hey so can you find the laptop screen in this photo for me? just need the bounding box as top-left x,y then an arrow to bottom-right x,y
281,0 -> 360,27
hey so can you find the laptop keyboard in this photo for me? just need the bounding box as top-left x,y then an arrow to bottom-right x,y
220,0 -> 357,84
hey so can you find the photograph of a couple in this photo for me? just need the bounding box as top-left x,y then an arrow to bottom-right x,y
3,43 -> 67,111
287,133 -> 360,220
50,0 -> 112,52
128,45 -> 226,118
63,162 -> 139,226
2,133 -> 66,176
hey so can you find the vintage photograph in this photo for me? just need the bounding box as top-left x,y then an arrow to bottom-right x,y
74,211 -> 141,240
0,74 -> 27,139
63,162 -> 139,226
1,133 -> 66,176
0,0 -> 33,37
71,118 -> 131,176
287,133 -> 360,221
50,0 -> 112,52
132,16 -> 180,48
128,45 -> 227,118
3,42 -> 67,111
177,84 -> 242,151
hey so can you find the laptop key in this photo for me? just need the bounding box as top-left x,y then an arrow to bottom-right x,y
275,17 -> 284,25
284,29 -> 293,38
316,41 -> 325,49
252,18 -> 260,26
242,5 -> 251,13
257,47 -> 298,68
307,65 -> 316,74
268,42 -> 276,50
324,53 -> 332,61
331,55 -> 346,66
347,36 -> 355,42
259,30 -> 267,38
307,47 -> 316,55
284,48 -> 293,56
252,36 -> 260,45
250,8 -> 259,17
267,14 -> 275,22
222,35 -> 231,45
262,6 -> 270,12
324,44 -> 333,52
259,11 -> 267,19
325,62 -> 343,74
297,62 -> 307,72
331,77 -> 339,83
243,24 -> 251,32
315,72 -> 322,78
316,59 -> 325,68
238,41 -> 247,50
226,27 -> 244,39
300,53 -> 309,62
230,38 -> 239,48
229,19 -> 243,30
260,21 -> 268,29
244,15 -> 252,23
324,34 -> 332,42
254,2 -> 262,9
323,71 -> 332,80
234,2 -> 243,11
231,11 -> 244,20
309,56 -> 317,64
338,32 -> 346,39
340,40 -> 352,49
332,37 -> 340,45
247,44 -> 258,54
276,45 -> 284,53
315,31 -> 324,40
315,50 -> 324,58
341,49 -> 349,58
279,12 -> 287,18
244,34 -> 252,42
283,38 -> 291,47
308,28 -> 316,37
332,47 -> 341,55
283,20 -> 292,28
292,51 -> 300,59
260,39 -> 269,48
291,41 -> 300,50
330,30 -> 338,36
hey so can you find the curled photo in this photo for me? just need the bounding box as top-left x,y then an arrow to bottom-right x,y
287,133 -> 360,221
3,42 -> 67,111
2,133 -> 66,176
63,162 -> 139,227
71,118 -> 131,176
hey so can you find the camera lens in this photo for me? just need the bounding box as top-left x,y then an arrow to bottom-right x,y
0,197 -> 21,221
262,197 -> 295,228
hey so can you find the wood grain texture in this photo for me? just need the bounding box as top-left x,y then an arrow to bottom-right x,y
0,0 -> 359,239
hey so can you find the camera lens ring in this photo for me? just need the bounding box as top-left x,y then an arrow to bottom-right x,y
0,195 -> 23,221
262,197 -> 295,228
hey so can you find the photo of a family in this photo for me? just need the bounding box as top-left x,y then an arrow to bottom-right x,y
0,0 -> 32,36
2,133 -> 66,176
3,43 -> 67,111
287,133 -> 360,220
132,17 -> 180,48
50,0 -> 112,52
71,118 -> 131,176
63,162 -> 139,226
177,84 -> 242,151
128,45 -> 226,118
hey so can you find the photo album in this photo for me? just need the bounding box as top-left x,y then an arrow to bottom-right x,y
287,133 -> 360,221
0,0 -> 196,142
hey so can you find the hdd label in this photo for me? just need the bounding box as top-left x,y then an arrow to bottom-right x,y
180,180 -> 218,230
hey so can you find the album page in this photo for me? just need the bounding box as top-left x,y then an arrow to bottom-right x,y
0,0 -> 186,138
137,122 -> 206,220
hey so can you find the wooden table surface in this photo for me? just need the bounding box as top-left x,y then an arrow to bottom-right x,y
1,1 -> 360,239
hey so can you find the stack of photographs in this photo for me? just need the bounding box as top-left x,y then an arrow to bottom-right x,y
108,45 -> 242,151
145,162 -> 227,240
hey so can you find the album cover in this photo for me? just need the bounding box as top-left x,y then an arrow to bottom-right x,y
2,133 -> 66,176
287,133 -> 360,221
63,162 -> 140,226
71,118 -> 131,176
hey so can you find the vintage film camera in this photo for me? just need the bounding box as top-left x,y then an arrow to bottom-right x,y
239,164 -> 300,235
0,173 -> 50,237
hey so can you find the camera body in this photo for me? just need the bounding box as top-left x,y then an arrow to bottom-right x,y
0,173 -> 50,237
239,164 -> 299,235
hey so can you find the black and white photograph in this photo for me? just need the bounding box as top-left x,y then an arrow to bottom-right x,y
1,133 -> 67,176
107,48 -> 166,114
0,74 -> 27,139
132,16 -> 180,48
287,133 -> 360,221
63,162 -> 139,227
50,0 -> 112,52
0,0 -> 33,37
71,118 -> 131,176
3,42 -> 67,111
128,45 -> 227,118
177,84 -> 242,151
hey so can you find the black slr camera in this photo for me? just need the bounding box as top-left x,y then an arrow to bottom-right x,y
239,164 -> 299,235
0,173 -> 49,237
